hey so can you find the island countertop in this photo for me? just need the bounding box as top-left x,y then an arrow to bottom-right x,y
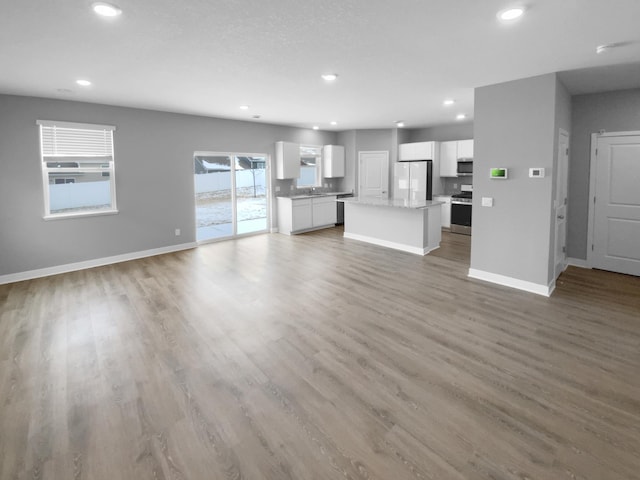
277,191 -> 352,200
338,196 -> 443,210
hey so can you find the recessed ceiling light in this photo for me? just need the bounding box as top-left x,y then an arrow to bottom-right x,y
239,105 -> 250,110
321,74 -> 338,81
443,99 -> 455,106
456,114 -> 467,121
330,121 -> 337,126
76,79 -> 92,87
497,7 -> 525,21
312,126 -> 319,130
92,2 -> 122,17
395,121 -> 405,128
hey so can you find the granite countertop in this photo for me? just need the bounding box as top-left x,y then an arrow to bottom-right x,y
338,196 -> 444,210
277,191 -> 352,200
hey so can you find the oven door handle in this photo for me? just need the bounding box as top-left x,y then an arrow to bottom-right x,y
451,200 -> 472,205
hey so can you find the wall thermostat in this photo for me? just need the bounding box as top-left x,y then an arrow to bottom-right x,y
529,168 -> 545,178
490,167 -> 508,179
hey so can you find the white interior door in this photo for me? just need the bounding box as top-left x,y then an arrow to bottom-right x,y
591,133 -> 640,276
358,151 -> 389,198
554,130 -> 569,278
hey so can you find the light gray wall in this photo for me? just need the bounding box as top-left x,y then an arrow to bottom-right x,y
0,94 -> 337,276
470,74 -> 559,287
409,122 -> 474,143
568,88 -> 640,259
355,129 -> 394,153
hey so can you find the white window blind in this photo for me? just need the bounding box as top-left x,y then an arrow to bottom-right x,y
38,120 -> 115,158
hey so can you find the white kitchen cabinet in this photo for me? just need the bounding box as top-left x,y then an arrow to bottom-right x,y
439,141 -> 458,177
439,139 -> 474,177
292,199 -> 313,231
275,141 -> 300,179
398,141 -> 435,161
311,195 -> 337,226
277,195 -> 337,235
434,195 -> 451,228
322,145 -> 345,178
457,139 -> 474,159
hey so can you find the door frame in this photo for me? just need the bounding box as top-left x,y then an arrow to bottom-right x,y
554,128 -> 569,279
586,130 -> 640,267
193,151 -> 272,245
357,150 -> 390,198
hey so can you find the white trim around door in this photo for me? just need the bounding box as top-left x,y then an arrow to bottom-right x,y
587,131 -> 640,275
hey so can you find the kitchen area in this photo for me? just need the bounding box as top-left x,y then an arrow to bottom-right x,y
273,130 -> 474,257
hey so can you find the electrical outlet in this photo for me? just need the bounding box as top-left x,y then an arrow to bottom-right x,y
275,185 -> 280,192
453,183 -> 458,189
175,228 -> 181,236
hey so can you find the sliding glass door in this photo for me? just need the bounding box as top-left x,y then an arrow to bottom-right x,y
194,152 -> 268,242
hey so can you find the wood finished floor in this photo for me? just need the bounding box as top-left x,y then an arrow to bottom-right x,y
1,229 -> 639,480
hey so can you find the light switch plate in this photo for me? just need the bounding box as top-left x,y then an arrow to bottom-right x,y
482,197 -> 494,207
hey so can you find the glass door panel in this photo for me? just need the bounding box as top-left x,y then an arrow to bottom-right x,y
194,154 -> 234,241
194,152 -> 269,242
235,156 -> 268,235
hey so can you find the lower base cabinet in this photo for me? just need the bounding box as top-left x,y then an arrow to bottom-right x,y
277,196 -> 337,235
433,195 -> 451,228
292,200 -> 313,231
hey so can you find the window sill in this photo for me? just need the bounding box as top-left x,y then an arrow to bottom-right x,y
43,209 -> 119,221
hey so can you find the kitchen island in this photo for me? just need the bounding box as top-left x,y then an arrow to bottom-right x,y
338,197 -> 443,255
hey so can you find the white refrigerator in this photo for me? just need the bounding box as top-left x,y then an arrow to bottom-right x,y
393,160 -> 432,201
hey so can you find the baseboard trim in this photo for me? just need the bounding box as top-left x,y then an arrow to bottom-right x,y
567,257 -> 590,268
467,268 -> 554,297
344,232 -> 437,256
0,242 -> 198,285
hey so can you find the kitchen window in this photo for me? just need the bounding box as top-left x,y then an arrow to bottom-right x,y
38,120 -> 117,219
296,145 -> 322,188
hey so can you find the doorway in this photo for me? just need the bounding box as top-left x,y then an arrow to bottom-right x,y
588,132 -> 640,276
194,152 -> 269,242
358,151 -> 389,198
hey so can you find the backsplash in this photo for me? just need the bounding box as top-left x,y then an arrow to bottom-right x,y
443,176 -> 473,195
273,177 -> 343,196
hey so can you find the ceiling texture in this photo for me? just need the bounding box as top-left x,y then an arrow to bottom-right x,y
1,0 -> 639,130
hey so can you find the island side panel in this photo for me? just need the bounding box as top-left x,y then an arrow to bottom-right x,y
344,202 -> 428,254
426,205 -> 442,252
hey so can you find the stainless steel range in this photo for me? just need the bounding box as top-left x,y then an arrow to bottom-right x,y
451,186 -> 472,235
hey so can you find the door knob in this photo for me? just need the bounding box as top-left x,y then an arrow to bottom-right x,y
557,215 -> 565,219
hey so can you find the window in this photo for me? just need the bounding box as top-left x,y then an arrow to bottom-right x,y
296,145 -> 322,188
38,120 -> 117,218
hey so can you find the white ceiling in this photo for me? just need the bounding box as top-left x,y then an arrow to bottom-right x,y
1,0 -> 639,130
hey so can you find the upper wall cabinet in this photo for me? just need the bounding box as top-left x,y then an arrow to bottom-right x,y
398,141 -> 435,161
440,141 -> 458,177
276,141 -> 300,179
322,145 -> 345,178
457,139 -> 474,159
439,139 -> 474,177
